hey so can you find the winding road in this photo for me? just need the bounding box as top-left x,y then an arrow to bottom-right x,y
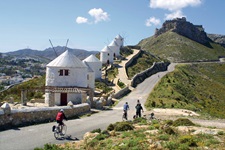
1,63 -> 225,150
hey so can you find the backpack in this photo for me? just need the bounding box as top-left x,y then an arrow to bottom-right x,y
135,104 -> 142,110
56,112 -> 63,121
52,125 -> 56,132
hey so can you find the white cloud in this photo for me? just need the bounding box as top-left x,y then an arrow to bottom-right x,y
88,8 -> 109,23
149,0 -> 202,20
76,17 -> 88,24
150,0 -> 202,11
145,17 -> 161,27
165,10 -> 185,20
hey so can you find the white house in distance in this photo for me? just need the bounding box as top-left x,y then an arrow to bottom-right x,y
82,54 -> 102,79
45,50 -> 94,106
100,34 -> 124,64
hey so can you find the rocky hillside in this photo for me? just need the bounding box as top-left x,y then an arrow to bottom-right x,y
154,17 -> 209,45
207,34 -> 225,48
138,18 -> 225,62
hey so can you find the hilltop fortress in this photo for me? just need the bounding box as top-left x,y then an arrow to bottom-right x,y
154,17 -> 209,45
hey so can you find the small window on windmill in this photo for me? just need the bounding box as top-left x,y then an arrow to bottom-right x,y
87,74 -> 89,80
108,53 -> 109,56
65,69 -> 69,76
59,70 -> 63,76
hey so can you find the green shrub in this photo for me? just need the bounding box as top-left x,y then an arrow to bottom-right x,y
148,125 -> 155,130
165,120 -> 173,126
164,126 -> 176,135
95,133 -> 109,141
151,119 -> 159,124
107,124 -> 114,131
153,123 -> 160,129
164,141 -> 179,150
117,80 -> 125,88
158,134 -> 169,141
178,143 -> 190,150
102,130 -> 110,136
173,118 -> 195,127
179,135 -> 197,147
85,138 -> 99,149
217,131 -> 224,135
114,122 -> 134,131
34,143 -> 62,150
132,117 -> 147,124
91,128 -> 101,133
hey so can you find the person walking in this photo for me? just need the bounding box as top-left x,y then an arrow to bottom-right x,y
135,100 -> 144,118
123,102 -> 129,120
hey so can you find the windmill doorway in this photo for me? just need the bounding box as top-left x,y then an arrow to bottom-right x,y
60,93 -> 67,106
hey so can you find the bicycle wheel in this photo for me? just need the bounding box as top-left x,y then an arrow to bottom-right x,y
61,124 -> 67,135
122,113 -> 125,121
54,127 -> 60,139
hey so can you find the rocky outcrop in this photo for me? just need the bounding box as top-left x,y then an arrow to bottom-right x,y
155,17 -> 209,45
207,34 -> 225,48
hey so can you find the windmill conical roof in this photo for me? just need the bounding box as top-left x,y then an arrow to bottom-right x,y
109,40 -> 119,47
115,34 -> 123,40
101,46 -> 112,52
47,50 -> 87,68
83,62 -> 94,72
83,54 -> 101,63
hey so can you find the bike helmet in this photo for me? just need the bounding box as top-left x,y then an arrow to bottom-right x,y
60,109 -> 64,112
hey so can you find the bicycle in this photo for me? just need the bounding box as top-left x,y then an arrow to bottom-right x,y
53,123 -> 67,139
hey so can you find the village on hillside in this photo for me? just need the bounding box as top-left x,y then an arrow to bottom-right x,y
0,34 -> 134,130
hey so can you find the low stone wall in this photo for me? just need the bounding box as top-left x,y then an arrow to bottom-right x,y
0,103 -> 90,131
112,86 -> 131,99
131,62 -> 170,87
125,49 -> 142,69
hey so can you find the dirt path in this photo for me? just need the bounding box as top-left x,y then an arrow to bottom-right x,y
144,108 -> 225,129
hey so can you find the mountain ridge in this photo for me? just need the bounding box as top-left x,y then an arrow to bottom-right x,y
138,18 -> 225,62
1,46 -> 99,61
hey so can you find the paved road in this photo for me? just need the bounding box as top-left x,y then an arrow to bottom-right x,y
0,63 -> 176,150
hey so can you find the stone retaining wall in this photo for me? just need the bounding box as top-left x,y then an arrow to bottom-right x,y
112,86 -> 131,99
0,103 -> 90,131
125,49 -> 142,76
131,62 -> 170,87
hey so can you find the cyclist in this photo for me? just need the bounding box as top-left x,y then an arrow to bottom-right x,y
123,102 -> 129,120
56,109 -> 67,134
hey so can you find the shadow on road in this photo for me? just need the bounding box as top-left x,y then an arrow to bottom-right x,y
56,135 -> 79,141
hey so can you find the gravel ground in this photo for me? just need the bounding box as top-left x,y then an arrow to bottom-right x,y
144,108 -> 225,129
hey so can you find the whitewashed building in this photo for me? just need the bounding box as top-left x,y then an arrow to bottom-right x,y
83,54 -> 102,79
100,34 -> 124,64
45,50 -> 89,106
100,46 -> 114,64
114,34 -> 124,48
108,40 -> 120,57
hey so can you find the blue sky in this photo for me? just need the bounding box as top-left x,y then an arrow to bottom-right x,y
0,0 -> 224,53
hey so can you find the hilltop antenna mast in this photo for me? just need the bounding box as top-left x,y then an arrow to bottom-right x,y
49,39 -> 58,57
